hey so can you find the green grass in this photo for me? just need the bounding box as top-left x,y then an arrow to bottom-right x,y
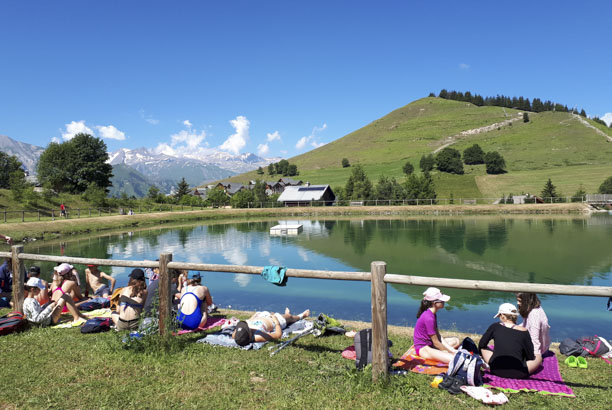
1,309 -> 610,409
222,98 -> 612,200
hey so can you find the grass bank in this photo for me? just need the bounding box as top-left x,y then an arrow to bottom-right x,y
0,203 -> 589,242
1,308 -> 609,409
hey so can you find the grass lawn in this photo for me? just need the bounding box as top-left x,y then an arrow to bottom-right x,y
1,309 -> 610,409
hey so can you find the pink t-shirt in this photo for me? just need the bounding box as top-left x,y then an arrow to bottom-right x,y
413,309 -> 438,349
521,306 -> 551,355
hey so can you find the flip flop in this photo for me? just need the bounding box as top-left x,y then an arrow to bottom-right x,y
577,356 -> 588,369
564,356 -> 578,368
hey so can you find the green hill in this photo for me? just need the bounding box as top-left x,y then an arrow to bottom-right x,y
222,97 -> 612,199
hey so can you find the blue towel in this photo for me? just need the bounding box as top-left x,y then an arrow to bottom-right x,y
261,265 -> 288,286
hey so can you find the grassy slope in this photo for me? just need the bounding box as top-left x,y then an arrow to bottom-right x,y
1,309 -> 610,409
223,98 -> 612,199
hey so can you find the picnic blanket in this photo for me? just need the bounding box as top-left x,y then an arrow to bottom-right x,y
197,319 -> 311,350
392,346 -> 448,375
176,316 -> 227,334
483,351 -> 575,397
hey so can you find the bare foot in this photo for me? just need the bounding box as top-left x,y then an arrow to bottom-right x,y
285,307 -> 290,315
300,309 -> 310,319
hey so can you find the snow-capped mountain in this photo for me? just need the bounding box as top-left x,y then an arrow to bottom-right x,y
0,134 -> 44,174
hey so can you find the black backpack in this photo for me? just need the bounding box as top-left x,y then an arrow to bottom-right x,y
354,329 -> 392,369
80,317 -> 111,334
0,312 -> 25,336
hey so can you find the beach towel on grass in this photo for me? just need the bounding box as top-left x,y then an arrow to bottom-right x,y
176,316 -> 227,335
197,319 -> 311,350
483,351 -> 575,397
392,346 -> 448,375
52,308 -> 112,328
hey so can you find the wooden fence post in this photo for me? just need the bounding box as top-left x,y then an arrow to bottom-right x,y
371,261 -> 388,382
158,253 -> 172,336
11,245 -> 25,313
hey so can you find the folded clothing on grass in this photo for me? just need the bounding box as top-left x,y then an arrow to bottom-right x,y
197,319 -> 312,350
176,316 -> 227,334
483,351 -> 575,397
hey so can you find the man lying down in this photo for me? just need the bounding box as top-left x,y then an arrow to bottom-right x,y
232,308 -> 310,346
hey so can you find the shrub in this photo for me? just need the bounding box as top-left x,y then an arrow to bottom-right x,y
463,144 -> 484,165
483,151 -> 506,174
435,148 -> 464,174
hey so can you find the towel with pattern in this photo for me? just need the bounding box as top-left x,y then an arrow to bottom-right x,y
52,308 -> 112,328
392,346 -> 448,375
483,351 -> 575,397
176,316 -> 227,334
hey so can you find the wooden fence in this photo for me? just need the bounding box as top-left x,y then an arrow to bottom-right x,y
2,245 -> 611,382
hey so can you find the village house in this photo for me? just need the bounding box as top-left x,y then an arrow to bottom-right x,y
277,184 -> 335,207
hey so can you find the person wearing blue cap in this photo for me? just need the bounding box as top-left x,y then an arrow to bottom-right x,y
176,272 -> 215,330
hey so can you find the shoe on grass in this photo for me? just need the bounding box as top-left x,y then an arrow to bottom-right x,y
564,356 -> 578,368
576,356 -> 588,369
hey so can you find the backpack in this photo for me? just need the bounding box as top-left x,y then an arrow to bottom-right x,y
446,337 -> 484,387
579,335 -> 611,361
0,311 -> 25,336
559,338 -> 583,356
353,328 -> 392,370
80,317 -> 111,334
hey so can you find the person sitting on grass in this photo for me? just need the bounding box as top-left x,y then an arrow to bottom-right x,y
0,257 -> 13,308
478,303 -> 537,379
412,287 -> 460,363
232,308 -> 310,346
111,269 -> 147,331
85,264 -> 116,298
28,266 -> 49,305
23,277 -> 88,326
516,292 -> 551,371
176,273 -> 215,330
51,263 -> 86,312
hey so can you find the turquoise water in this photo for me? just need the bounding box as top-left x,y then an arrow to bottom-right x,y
20,214 -> 612,340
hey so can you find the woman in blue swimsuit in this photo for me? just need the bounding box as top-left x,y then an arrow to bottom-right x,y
177,273 -> 215,330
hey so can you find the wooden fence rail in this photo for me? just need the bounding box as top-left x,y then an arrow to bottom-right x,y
3,246 -> 612,382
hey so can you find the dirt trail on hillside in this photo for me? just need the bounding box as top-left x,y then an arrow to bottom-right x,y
432,114 -> 522,153
572,113 -> 612,142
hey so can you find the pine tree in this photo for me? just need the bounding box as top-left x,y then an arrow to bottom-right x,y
523,112 -> 530,123
174,177 -> 191,199
256,167 -> 264,175
541,178 -> 558,199
419,154 -> 435,172
402,161 -> 414,175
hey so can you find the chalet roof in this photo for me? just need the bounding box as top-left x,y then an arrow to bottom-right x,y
226,183 -> 245,195
277,185 -> 333,202
278,178 -> 302,186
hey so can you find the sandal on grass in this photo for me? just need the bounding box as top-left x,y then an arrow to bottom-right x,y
577,356 -> 588,369
564,356 -> 578,368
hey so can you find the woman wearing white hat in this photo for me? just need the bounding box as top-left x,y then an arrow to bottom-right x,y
478,303 -> 538,379
413,287 -> 460,363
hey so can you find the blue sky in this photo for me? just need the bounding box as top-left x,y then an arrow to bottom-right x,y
1,1 -> 611,158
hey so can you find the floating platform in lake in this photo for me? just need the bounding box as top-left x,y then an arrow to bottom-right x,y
270,224 -> 303,235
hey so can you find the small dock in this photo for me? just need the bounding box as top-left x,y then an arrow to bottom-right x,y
270,224 -> 303,235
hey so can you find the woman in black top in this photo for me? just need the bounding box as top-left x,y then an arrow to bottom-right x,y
478,303 -> 536,379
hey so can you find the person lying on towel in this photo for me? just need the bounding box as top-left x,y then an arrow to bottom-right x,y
232,308 -> 310,346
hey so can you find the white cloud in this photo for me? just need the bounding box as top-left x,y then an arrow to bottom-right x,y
183,120 -> 192,128
96,125 -> 126,140
296,123 -> 327,150
139,109 -> 159,125
266,130 -> 281,142
61,120 -> 94,141
219,115 -> 249,155
459,63 -> 470,69
171,129 -> 206,149
257,143 -> 269,156
602,112 -> 612,126
51,137 -> 60,143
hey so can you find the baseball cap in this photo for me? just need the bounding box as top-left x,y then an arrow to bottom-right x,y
190,272 -> 202,281
26,277 -> 45,291
129,268 -> 145,281
423,287 -> 451,302
234,321 -> 253,346
53,263 -> 73,275
29,266 -> 41,275
494,303 -> 518,318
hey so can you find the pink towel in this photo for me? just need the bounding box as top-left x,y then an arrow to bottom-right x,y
483,351 -> 575,397
176,316 -> 227,335
342,345 -> 356,360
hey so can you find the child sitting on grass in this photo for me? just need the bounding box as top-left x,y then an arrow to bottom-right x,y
23,277 -> 88,326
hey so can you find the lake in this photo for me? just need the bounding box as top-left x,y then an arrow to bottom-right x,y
20,214 -> 612,340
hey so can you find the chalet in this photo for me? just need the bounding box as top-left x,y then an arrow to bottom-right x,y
277,185 -> 335,207
278,178 -> 303,186
265,181 -> 284,195
190,188 -> 206,197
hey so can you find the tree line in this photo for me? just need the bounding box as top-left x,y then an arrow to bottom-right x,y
419,144 -> 506,176
431,89 -> 612,128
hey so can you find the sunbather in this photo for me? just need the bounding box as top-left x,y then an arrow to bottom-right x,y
111,269 -> 147,331
176,273 -> 214,330
23,277 -> 88,325
51,263 -> 85,311
232,308 -> 310,346
412,287 -> 460,363
478,303 -> 538,379
28,266 -> 49,305
85,264 -> 116,297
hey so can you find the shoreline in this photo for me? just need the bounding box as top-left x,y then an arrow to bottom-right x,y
0,202 -> 590,242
